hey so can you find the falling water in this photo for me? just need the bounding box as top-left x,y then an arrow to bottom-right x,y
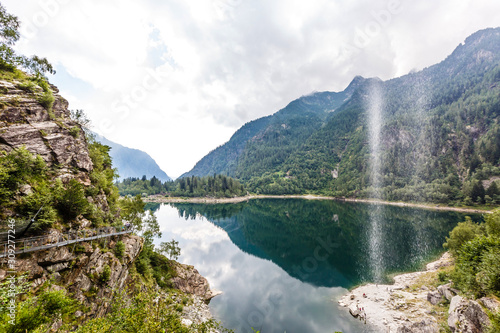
367,81 -> 384,282
408,74 -> 431,263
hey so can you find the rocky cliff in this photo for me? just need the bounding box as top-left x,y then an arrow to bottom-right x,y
0,75 -> 220,330
0,232 -> 143,321
0,79 -> 92,186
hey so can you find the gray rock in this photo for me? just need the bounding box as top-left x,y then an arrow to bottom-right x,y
397,318 -> 438,333
19,184 -> 33,196
448,295 -> 491,332
427,291 -> 443,305
172,262 -> 215,301
479,297 -> 500,313
438,283 -> 457,301
349,303 -> 360,317
46,262 -> 68,273
0,80 -> 93,187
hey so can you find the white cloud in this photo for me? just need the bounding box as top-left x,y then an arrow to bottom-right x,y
3,0 -> 500,177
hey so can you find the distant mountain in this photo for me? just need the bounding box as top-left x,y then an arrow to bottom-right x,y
93,134 -> 171,182
180,27 -> 500,205
180,75 -> 365,179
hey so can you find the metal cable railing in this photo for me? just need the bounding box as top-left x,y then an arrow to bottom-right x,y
0,226 -> 132,258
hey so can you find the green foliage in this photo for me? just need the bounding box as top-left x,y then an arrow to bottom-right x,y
448,208 -> 500,298
0,289 -> 79,333
0,275 -> 30,313
0,3 -> 54,76
16,80 -> 38,93
100,264 -> 111,283
69,126 -> 81,138
120,195 -> 146,230
487,310 -> 500,333
37,89 -> 55,110
86,134 -> 119,225
156,239 -> 181,261
72,289 -> 233,333
115,240 -> 125,259
443,217 -> 484,255
0,147 -> 46,205
55,178 -> 89,220
70,109 -> 92,130
116,174 -> 247,198
485,208 -> 500,237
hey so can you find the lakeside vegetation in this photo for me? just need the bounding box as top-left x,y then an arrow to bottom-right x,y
116,174 -> 247,198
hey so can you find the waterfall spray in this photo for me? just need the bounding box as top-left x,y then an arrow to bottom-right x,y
367,81 -> 384,282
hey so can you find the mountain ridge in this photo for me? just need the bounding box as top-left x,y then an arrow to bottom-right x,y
93,133 -> 172,182
180,27 -> 500,205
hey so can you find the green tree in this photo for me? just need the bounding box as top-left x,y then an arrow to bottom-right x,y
0,3 -> 55,76
443,217 -> 484,255
157,239 -> 181,261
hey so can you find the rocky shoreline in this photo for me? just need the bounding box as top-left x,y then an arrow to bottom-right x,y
337,252 -> 499,332
144,194 -> 491,214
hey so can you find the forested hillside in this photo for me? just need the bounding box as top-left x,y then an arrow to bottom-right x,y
180,76 -> 365,179
116,174 -> 246,198
182,28 -> 500,205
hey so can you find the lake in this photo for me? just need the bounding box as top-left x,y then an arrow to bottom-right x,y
152,199 -> 481,333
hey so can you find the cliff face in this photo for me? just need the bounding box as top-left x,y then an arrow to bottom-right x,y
0,233 -> 143,321
0,77 -> 220,329
0,79 -> 92,185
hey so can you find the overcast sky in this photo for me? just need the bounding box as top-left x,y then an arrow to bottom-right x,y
4,0 -> 500,178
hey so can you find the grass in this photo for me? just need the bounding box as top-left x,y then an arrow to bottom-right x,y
69,126 -> 81,138
38,90 -> 55,110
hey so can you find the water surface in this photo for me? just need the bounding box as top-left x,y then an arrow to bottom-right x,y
154,199 -> 481,333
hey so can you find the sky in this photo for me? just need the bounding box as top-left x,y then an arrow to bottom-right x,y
4,0 -> 500,178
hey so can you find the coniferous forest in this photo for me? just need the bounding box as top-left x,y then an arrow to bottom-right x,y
116,175 -> 246,198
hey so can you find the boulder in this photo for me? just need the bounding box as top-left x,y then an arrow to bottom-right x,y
438,283 -> 458,301
171,262 -> 215,301
122,235 -> 144,264
348,303 -> 360,317
18,184 -> 33,196
479,297 -> 500,313
36,246 -> 74,265
397,318 -> 438,333
448,295 -> 491,332
427,290 -> 443,305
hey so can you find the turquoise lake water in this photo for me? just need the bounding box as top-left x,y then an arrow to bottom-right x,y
153,199 -> 481,333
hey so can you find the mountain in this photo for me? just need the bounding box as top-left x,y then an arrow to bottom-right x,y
180,75 -> 365,179
93,134 -> 172,182
181,28 -> 500,205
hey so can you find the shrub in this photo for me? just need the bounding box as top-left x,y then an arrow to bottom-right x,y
69,126 -> 80,138
38,90 -> 55,110
100,264 -> 111,283
443,217 -> 484,255
0,289 -> 78,333
55,179 -> 89,220
115,240 -> 125,259
485,209 -> 500,237
17,80 -> 38,93
452,236 -> 500,297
